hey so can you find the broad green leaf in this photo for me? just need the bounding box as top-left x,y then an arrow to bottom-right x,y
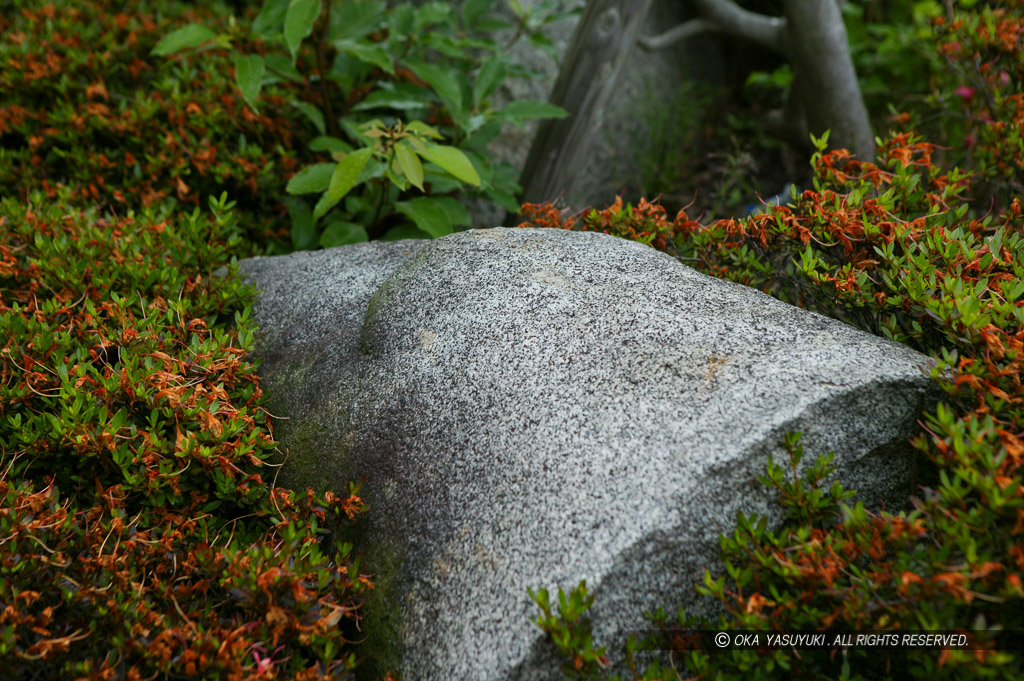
473,57 -> 506,107
407,61 -> 463,119
285,0 -> 322,61
484,185 -> 519,214
320,221 -> 369,248
394,143 -> 424,190
388,4 -> 414,38
292,100 -> 326,135
335,39 -> 394,74
352,88 -> 430,112
330,0 -> 386,41
309,136 -> 352,154
498,100 -> 569,123
414,2 -> 453,32
395,197 -> 453,238
252,0 -> 289,37
461,0 -> 495,27
264,53 -> 304,83
313,147 -> 374,219
151,24 -> 218,56
417,144 -> 481,186
284,196 -> 317,250
380,223 -> 431,240
286,163 -> 336,194
405,120 -> 443,139
433,196 -> 472,228
234,54 -> 265,111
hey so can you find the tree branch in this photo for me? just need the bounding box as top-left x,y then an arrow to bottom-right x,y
690,0 -> 787,54
638,17 -> 718,51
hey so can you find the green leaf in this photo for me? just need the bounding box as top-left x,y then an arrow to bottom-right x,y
461,0 -> 495,27
407,61 -> 463,119
320,220 -> 369,248
151,24 -> 218,56
352,88 -> 430,112
405,120 -> 444,140
417,144 -> 481,186
388,4 -> 414,38
395,197 -> 453,238
287,163 -> 336,195
284,197 -> 317,250
234,54 -> 265,111
264,53 -> 304,83
433,196 -> 471,228
394,143 -> 424,190
314,147 -> 374,219
335,38 -> 394,74
285,0 -> 322,61
309,136 -> 352,154
252,0 -> 289,37
473,57 -> 506,107
292,100 -> 326,135
330,0 -> 386,41
380,223 -> 432,240
498,100 -> 569,123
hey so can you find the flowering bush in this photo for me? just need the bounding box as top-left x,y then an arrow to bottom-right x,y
0,0 -> 318,248
0,192 -> 375,678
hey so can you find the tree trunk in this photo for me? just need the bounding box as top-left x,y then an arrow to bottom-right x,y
518,0 -> 656,206
784,0 -> 874,160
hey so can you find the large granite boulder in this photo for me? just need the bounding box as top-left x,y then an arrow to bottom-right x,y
238,228 -> 938,680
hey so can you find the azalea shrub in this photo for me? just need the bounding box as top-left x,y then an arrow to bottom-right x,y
0,0 -> 314,248
0,192 -> 374,678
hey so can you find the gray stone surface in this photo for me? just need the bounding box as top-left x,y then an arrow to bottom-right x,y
238,227 -> 938,681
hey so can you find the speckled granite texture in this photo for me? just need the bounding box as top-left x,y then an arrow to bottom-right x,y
238,227 -> 939,681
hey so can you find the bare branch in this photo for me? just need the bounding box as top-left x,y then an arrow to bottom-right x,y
638,18 -> 718,51
690,0 -> 787,54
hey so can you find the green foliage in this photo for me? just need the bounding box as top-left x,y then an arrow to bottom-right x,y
529,581 -> 611,680
0,192 -> 374,676
159,0 -> 571,246
0,0 -> 316,249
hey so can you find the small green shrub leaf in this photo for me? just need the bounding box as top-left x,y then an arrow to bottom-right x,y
473,57 -> 506,107
252,0 -> 289,36
264,53 -> 304,83
433,196 -> 472,228
335,38 -> 394,74
461,0 -> 495,27
320,220 -> 369,247
292,100 -> 326,135
284,196 -> 317,250
234,54 -> 265,111
380,223 -> 432,240
417,144 -> 480,186
395,197 -> 454,238
150,23 -> 218,56
498,100 -> 569,125
285,0 -> 322,60
286,163 -> 336,195
314,147 -> 374,219
407,61 -> 464,119
394,143 -> 424,190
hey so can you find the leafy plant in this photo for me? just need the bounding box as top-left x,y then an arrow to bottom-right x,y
0,0 -> 316,249
0,191 -> 374,677
157,0 -> 571,247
